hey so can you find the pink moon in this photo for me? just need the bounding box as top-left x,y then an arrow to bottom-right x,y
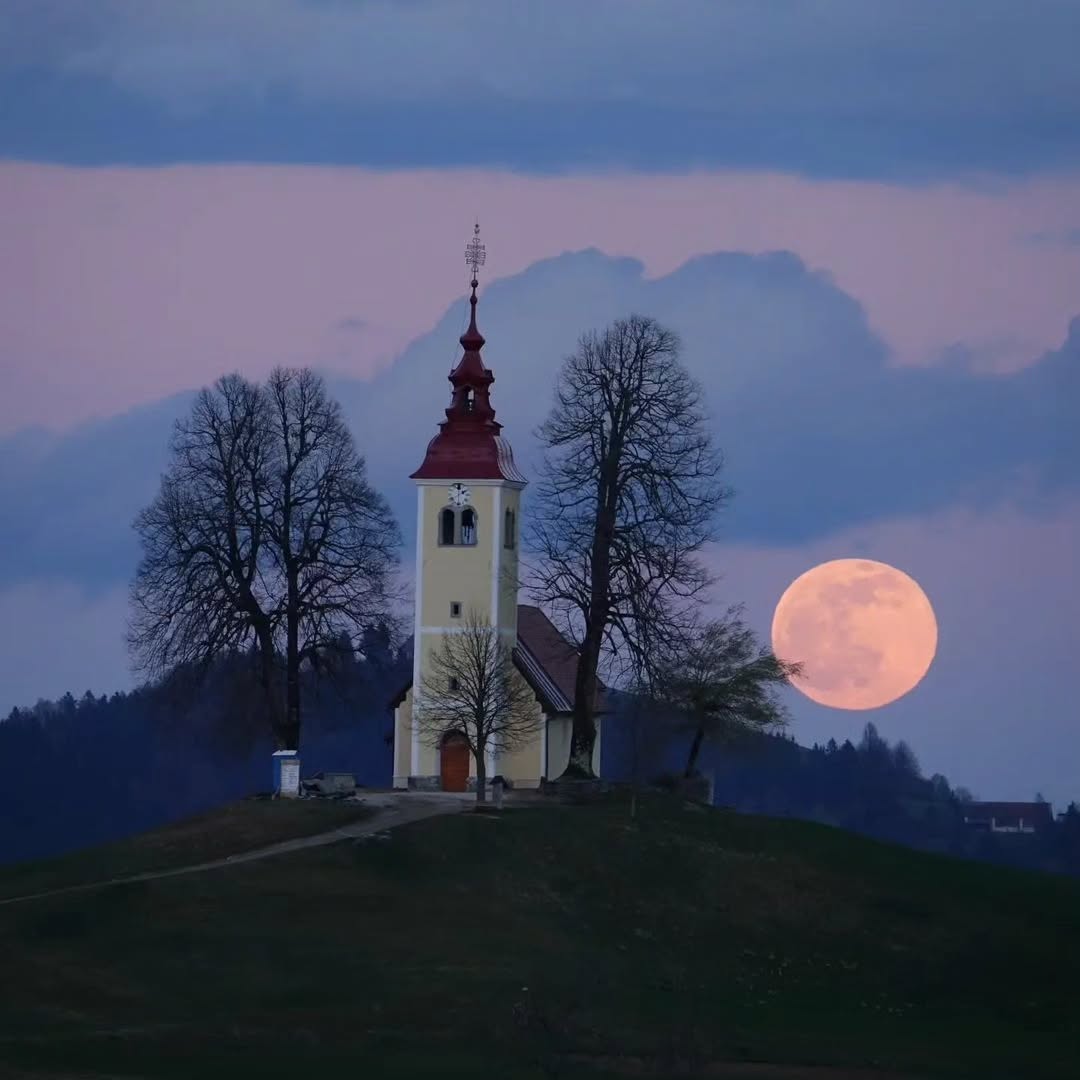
771,558 -> 939,711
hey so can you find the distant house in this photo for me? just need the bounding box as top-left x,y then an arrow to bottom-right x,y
962,801 -> 1053,834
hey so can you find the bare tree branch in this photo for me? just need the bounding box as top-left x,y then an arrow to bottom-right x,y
264,367 -> 403,749
413,609 -> 542,802
653,607 -> 803,779
526,315 -> 728,778
129,369 -> 402,751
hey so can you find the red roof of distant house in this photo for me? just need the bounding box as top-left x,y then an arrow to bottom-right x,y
962,801 -> 1053,828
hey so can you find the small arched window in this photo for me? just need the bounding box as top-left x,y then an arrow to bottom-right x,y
439,507 -> 456,546
503,507 -> 516,549
464,388 -> 475,413
460,507 -> 477,546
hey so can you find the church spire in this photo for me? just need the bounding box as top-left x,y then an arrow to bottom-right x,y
455,222 -> 487,373
466,220 -> 485,280
410,223 -> 526,483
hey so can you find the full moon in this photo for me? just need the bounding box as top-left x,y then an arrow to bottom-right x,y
771,559 -> 938,711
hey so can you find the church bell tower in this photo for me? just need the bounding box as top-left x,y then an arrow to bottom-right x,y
402,224 -> 527,784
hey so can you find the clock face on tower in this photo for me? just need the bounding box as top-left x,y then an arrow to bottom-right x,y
447,483 -> 471,507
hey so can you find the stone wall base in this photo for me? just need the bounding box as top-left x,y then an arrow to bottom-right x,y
404,775 -> 540,793
407,775 -> 442,792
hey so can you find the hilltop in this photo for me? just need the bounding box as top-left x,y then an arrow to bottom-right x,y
0,794 -> 1077,1079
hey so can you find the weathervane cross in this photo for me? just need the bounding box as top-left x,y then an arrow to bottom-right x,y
465,221 -> 486,283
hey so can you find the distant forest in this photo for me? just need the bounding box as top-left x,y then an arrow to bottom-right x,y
0,627 -> 405,866
3,649 -> 1079,877
603,699 -> 1080,879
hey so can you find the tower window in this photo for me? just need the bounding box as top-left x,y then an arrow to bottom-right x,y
449,676 -> 460,692
503,507 -> 516,549
450,601 -> 462,618
460,507 -> 477,545
464,388 -> 475,413
439,507 -> 456,546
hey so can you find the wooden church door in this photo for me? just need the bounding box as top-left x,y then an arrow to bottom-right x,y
440,732 -> 470,792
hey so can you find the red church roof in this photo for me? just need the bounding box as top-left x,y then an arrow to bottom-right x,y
410,247 -> 526,483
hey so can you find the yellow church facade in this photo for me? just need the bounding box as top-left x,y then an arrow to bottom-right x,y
391,231 -> 601,791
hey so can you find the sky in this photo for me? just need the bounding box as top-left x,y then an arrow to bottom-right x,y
1,1 -> 1078,807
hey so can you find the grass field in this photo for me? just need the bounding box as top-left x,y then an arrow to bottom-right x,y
1,794 -> 1077,1079
0,798 -> 374,901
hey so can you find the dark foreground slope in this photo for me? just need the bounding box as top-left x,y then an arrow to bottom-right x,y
0,795 -> 1077,1080
0,799 -> 375,901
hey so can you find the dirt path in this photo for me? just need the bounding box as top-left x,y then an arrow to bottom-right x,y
0,793 -> 466,908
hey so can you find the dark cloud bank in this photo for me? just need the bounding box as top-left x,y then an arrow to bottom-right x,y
1,248 -> 1077,591
2,1 -> 1079,178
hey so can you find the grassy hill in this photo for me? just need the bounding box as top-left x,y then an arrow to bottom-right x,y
0,794 -> 1077,1079
0,798 -> 375,900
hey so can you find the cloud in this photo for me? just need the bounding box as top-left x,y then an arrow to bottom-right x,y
0,392 -> 192,589
1025,227 -> 1080,248
3,1 -> 1080,176
5,246 -> 1075,593
5,163 -> 1078,434
0,581 -> 130,715
344,248 -> 1080,544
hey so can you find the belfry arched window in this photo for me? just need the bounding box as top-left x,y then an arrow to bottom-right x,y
503,507 -> 516,549
460,507 -> 477,546
438,506 -> 479,546
439,507 -> 456,546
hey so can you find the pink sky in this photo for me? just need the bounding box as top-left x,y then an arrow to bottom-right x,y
1,160 -> 1077,807
2,162 -> 1080,433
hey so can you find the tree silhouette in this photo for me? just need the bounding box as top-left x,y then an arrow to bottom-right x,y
130,369 -> 400,750
528,315 -> 726,778
412,609 -> 541,801
653,607 -> 800,778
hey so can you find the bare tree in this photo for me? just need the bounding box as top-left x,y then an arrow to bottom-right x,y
528,315 -> 727,778
413,610 -> 541,802
655,607 -> 801,779
264,368 -> 401,749
129,369 -> 401,751
129,375 -> 282,731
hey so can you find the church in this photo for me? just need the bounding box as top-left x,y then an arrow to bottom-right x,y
391,229 -> 603,791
